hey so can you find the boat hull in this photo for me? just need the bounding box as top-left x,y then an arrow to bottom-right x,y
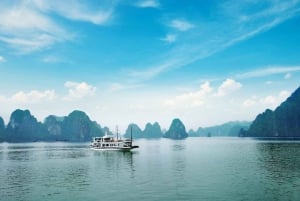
90,145 -> 139,151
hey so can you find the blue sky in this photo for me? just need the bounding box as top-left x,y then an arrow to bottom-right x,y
0,0 -> 300,132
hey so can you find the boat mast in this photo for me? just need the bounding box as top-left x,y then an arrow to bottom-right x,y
130,126 -> 133,142
116,125 -> 119,141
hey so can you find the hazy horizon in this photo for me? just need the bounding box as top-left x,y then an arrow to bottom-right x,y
1,0 -> 300,133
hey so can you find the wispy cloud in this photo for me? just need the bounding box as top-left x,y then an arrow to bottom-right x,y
127,59 -> 180,82
131,0 -> 300,83
236,66 -> 300,79
0,0 -> 115,53
0,34 -> 64,54
0,3 -> 67,53
59,8 -> 112,25
136,0 -> 160,8
236,0 -> 300,23
169,19 -> 194,31
33,0 -> 114,25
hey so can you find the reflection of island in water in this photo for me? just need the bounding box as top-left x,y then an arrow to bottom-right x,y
256,142 -> 300,200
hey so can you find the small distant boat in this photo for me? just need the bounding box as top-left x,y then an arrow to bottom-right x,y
90,127 -> 139,151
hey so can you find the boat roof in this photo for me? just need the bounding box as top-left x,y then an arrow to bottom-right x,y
94,135 -> 113,139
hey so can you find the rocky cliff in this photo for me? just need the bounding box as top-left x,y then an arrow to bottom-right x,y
0,116 -> 5,141
124,123 -> 143,139
164,118 -> 188,139
5,109 -> 46,142
142,122 -> 163,138
242,87 -> 300,137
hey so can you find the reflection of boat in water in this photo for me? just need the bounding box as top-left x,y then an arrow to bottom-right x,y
90,127 -> 139,151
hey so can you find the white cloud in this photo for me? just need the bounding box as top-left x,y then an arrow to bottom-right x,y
242,90 -> 291,109
279,90 -> 290,99
216,79 -> 242,97
136,0 -> 160,8
0,56 -> 5,62
170,19 -> 194,31
164,81 -> 213,108
260,95 -> 277,106
242,98 -> 257,108
64,81 -> 96,100
164,79 -> 243,109
161,34 -> 177,43
11,90 -> 56,104
236,66 -> 300,79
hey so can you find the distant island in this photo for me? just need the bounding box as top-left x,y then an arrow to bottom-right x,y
0,109 -> 187,142
0,109 -> 249,142
124,122 -> 163,139
1,86 -> 300,142
164,118 -> 188,139
189,121 -> 251,137
1,110 -> 104,142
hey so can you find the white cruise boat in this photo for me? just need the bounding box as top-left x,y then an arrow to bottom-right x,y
90,128 -> 139,151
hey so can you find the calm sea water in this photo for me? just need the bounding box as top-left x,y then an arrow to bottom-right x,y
0,138 -> 300,201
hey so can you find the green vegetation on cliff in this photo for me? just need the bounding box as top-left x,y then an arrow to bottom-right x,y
0,117 -> 5,141
5,109 -> 47,142
242,87 -> 300,137
1,109 -> 103,142
124,122 -> 163,139
164,118 -> 188,139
